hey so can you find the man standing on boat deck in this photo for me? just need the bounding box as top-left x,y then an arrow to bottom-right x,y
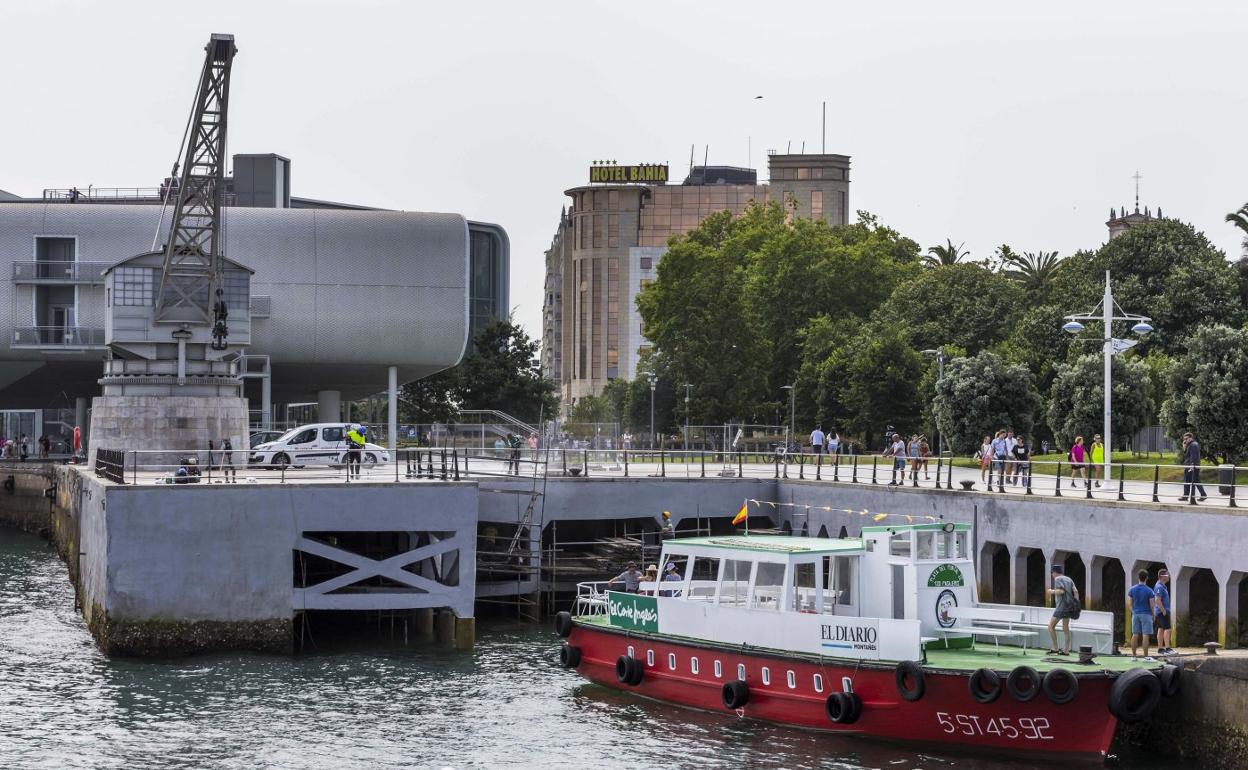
1046,564 -> 1079,655
1128,569 -> 1158,659
810,425 -> 825,457
1153,569 -> 1173,654
607,562 -> 643,593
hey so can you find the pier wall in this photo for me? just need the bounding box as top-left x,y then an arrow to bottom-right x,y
0,463 -> 54,533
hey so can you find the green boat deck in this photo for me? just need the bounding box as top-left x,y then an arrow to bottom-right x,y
573,614 -> 1166,673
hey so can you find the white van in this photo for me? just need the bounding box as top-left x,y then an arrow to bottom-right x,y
248,423 -> 390,469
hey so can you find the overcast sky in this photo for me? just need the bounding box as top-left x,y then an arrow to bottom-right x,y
3,1 -> 1246,340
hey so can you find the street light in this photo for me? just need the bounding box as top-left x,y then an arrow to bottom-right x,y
647,373 -> 658,449
781,384 -> 795,450
921,348 -> 946,458
1061,270 -> 1152,483
683,384 -> 692,452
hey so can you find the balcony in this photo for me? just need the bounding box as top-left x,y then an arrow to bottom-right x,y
12,326 -> 106,349
13,261 -> 110,284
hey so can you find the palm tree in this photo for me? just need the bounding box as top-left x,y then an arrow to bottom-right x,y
1004,250 -> 1062,295
922,239 -> 969,268
1227,203 -> 1248,254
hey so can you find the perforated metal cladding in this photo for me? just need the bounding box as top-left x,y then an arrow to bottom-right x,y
0,203 -> 471,392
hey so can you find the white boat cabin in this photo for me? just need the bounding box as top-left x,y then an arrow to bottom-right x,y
600,523 -> 978,662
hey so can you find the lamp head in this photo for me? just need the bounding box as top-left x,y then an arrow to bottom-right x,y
1062,320 -> 1085,335
1131,321 -> 1154,336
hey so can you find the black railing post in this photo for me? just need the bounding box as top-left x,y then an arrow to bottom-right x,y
453,449 -> 460,481
1085,472 -> 1093,499
1024,460 -> 1033,495
1230,466 -> 1239,509
799,451 -> 805,480
832,455 -> 840,483
660,450 -> 666,478
1151,464 -> 1160,503
737,451 -> 743,478
871,456 -> 878,485
1117,462 -> 1126,502
816,453 -> 822,481
774,452 -> 780,479
935,457 -> 942,489
562,449 -> 568,477
583,449 -> 589,477
851,455 -> 858,483
700,450 -> 705,478
1054,460 -> 1062,497
912,459 -> 919,487
624,449 -> 629,477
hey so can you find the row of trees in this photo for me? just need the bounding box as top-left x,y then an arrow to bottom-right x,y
603,199 -> 1248,460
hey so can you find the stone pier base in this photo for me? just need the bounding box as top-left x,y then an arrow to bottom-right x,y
90,611 -> 293,657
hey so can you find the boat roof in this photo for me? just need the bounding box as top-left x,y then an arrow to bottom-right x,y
666,535 -> 865,555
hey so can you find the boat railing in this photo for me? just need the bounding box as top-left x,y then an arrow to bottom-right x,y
574,581 -> 612,616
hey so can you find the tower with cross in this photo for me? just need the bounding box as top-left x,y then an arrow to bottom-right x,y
1106,170 -> 1164,240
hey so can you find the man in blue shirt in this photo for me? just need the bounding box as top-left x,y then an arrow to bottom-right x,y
1153,569 -> 1173,654
1127,569 -> 1158,659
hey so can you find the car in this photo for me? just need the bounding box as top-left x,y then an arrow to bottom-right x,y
249,430 -> 285,448
248,423 -> 391,469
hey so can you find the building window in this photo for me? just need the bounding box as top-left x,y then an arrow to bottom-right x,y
639,257 -> 652,270
114,267 -> 154,306
639,279 -> 653,290
608,213 -> 619,248
608,190 -> 619,210
811,190 -> 823,218
593,214 -> 604,248
797,167 -> 810,180
222,269 -> 249,309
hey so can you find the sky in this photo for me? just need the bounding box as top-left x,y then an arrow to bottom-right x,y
3,1 -> 1247,341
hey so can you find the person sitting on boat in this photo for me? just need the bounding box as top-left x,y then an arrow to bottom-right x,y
1046,564 -> 1080,655
607,562 -> 643,593
659,561 -> 683,597
642,564 -> 659,594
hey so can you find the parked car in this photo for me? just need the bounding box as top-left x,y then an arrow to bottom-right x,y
248,423 -> 391,469
249,430 -> 285,448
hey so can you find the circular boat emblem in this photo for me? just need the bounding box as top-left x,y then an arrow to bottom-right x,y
935,589 -> 957,628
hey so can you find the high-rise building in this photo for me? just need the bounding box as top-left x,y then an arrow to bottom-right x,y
541,153 -> 851,414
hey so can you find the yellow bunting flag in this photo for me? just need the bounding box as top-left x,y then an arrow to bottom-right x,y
872,513 -> 889,521
732,503 -> 749,526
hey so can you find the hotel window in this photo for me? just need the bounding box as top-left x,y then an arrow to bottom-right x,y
607,214 -> 619,248
647,650 -> 655,666
639,256 -> 652,270
691,657 -> 700,675
668,653 -> 677,671
593,214 -> 604,248
811,190 -> 823,218
608,190 -> 619,209
737,663 -> 747,681
593,190 -> 606,209
797,167 -> 810,180
761,667 -> 771,686
115,267 -> 154,306
813,674 -> 824,693
786,670 -> 796,689
714,660 -> 723,679
813,168 -> 823,179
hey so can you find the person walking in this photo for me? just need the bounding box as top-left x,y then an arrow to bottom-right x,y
1046,564 -> 1079,655
1090,434 -> 1105,488
1069,436 -> 1088,487
918,435 -> 931,480
826,430 -> 840,459
1004,430 -> 1017,485
978,435 -> 992,483
507,432 -> 523,475
1012,435 -> 1030,488
1179,432 -> 1207,502
810,425 -> 825,457
990,430 -> 1008,490
887,433 -> 906,485
1153,569 -> 1173,654
907,434 -> 921,481
1128,569 -> 1158,659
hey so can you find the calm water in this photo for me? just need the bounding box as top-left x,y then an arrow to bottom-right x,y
0,530 -> 1163,769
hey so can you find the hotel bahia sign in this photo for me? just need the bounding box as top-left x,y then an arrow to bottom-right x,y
589,164 -> 669,184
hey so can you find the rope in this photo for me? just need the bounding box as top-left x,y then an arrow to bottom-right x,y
741,498 -> 940,523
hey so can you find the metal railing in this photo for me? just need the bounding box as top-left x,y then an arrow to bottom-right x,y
94,449 -> 125,484
12,326 -> 105,348
12,261 -> 110,283
41,187 -> 237,205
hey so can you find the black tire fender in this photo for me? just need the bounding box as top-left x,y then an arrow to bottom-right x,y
1043,667 -> 1080,705
895,660 -> 926,702
722,680 -> 750,709
559,644 -> 581,668
1108,668 -> 1162,722
1159,664 -> 1182,698
626,656 -> 644,685
615,655 -> 644,685
1006,666 -> 1042,702
825,692 -> 851,723
968,667 -> 1002,704
554,611 -> 573,638
844,691 -> 862,724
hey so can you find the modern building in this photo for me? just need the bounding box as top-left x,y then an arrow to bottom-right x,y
541,153 -> 851,414
0,154 -> 509,451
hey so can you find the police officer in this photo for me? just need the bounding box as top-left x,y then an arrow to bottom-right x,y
220,437 -> 236,483
346,425 -> 366,479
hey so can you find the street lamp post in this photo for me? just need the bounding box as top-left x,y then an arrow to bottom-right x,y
648,374 -> 658,449
1062,270 -> 1153,483
781,384 -> 795,450
683,384 -> 692,452
922,348 -> 946,458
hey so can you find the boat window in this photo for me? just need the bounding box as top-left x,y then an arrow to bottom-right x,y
719,560 -> 753,607
889,532 -> 912,557
792,561 -> 818,612
762,667 -> 771,685
750,562 -> 787,611
668,653 -> 677,671
737,663 -> 746,681
714,660 -> 723,679
658,554 -> 687,597
786,670 -> 796,689
646,650 -> 654,666
954,530 -> 968,559
916,531 -> 937,559
813,674 -> 825,693
691,657 -> 700,675
823,556 -> 854,609
688,556 -> 721,602
628,645 -> 635,658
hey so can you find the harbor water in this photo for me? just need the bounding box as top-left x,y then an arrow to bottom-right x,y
0,530 -> 1171,769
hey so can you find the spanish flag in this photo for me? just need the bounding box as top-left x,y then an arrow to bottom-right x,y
732,502 -> 749,526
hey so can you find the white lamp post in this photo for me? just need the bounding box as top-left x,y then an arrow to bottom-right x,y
1062,270 -> 1153,484
647,374 -> 658,449
781,384 -> 795,450
683,384 -> 692,452
921,347 -> 946,458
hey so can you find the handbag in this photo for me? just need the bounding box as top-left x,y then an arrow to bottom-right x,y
1069,593 -> 1082,620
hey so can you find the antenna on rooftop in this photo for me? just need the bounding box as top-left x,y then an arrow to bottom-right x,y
822,101 -> 826,154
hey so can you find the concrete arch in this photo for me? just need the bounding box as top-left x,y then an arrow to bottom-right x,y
1051,549 -> 1087,604
1176,566 -> 1219,647
1012,546 -> 1046,607
978,541 -> 1010,605
1230,571 -> 1247,649
1090,555 -> 1127,643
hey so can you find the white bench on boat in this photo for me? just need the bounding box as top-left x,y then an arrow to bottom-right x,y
942,608 -> 1037,654
955,605 -> 1116,654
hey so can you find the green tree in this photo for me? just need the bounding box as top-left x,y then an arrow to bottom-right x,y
1047,353 -> 1153,451
1049,220 -> 1243,354
931,351 -> 1041,455
880,263 -> 1025,354
997,304 -> 1073,404
567,393 -> 611,424
922,239 -> 969,268
399,320 -> 558,425
1160,324 -> 1248,463
837,325 -> 924,447
1004,250 -> 1062,299
1227,203 -> 1248,252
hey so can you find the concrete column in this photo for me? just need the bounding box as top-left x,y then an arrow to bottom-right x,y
1218,570 -> 1242,649
415,607 -> 434,639
388,366 -> 398,453
435,609 -> 455,645
261,375 -> 271,429
75,397 -> 89,453
317,390 -> 341,423
454,616 -> 475,649
1010,547 -> 1029,606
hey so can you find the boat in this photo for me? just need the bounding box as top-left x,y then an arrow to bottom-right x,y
553,522 -> 1180,761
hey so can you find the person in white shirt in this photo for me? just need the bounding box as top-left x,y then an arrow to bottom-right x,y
810,425 -> 825,456
826,431 -> 840,458
888,434 -> 907,485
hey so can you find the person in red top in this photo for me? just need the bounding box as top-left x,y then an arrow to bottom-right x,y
1069,435 -> 1087,488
